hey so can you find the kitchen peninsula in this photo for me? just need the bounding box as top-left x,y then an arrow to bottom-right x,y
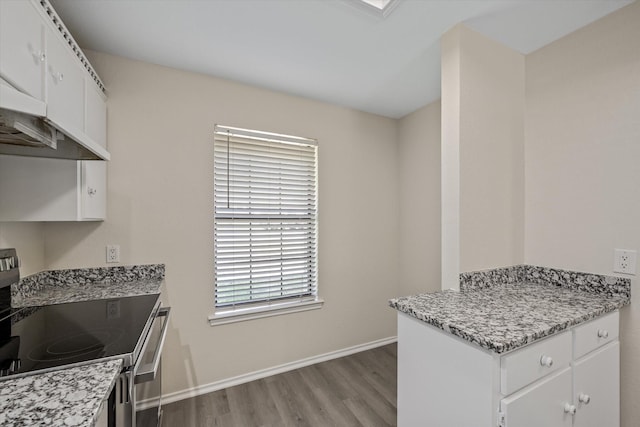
390,265 -> 630,427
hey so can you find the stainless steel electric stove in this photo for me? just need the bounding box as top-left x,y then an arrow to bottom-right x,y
0,248 -> 170,427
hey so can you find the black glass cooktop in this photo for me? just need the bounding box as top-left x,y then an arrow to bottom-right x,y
0,293 -> 160,379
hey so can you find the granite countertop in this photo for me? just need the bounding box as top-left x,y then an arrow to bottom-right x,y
390,266 -> 631,354
12,278 -> 163,308
0,359 -> 122,427
12,264 -> 165,308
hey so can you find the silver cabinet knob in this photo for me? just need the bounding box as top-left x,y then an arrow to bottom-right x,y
540,355 -> 554,367
597,329 -> 609,338
564,403 -> 577,415
87,187 -> 97,196
579,393 -> 591,404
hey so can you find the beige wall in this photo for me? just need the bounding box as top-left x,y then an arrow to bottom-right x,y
0,222 -> 44,276
442,24 -> 525,282
42,52 -> 401,396
440,27 -> 462,289
397,101 -> 441,296
459,26 -> 525,273
525,2 -> 640,425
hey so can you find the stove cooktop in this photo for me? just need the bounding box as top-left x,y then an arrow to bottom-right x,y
0,293 -> 160,379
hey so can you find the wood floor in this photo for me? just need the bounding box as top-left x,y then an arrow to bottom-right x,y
162,343 -> 397,427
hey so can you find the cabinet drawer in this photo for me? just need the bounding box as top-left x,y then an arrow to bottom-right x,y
501,331 -> 571,395
573,311 -> 618,360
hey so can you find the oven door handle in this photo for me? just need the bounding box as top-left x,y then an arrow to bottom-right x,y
135,306 -> 171,384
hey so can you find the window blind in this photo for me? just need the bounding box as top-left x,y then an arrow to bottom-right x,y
213,125 -> 318,310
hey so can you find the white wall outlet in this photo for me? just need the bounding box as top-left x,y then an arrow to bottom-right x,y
613,248 -> 636,275
106,244 -> 120,263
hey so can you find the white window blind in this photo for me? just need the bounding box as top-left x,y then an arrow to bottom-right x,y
213,125 -> 318,311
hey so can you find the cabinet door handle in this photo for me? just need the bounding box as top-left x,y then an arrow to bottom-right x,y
578,393 -> 591,404
32,51 -> 46,62
539,355 -> 554,367
50,69 -> 64,82
597,329 -> 609,338
564,403 -> 577,415
87,187 -> 97,196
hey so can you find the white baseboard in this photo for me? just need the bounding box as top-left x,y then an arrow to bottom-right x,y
138,336 -> 397,410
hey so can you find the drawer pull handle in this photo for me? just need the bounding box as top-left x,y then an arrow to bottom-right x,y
578,393 -> 591,404
564,403 -> 577,415
597,329 -> 609,338
540,355 -> 554,367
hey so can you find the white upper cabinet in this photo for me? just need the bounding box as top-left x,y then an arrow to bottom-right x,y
0,155 -> 106,221
80,160 -> 107,220
0,0 -> 109,160
85,76 -> 107,148
46,25 -> 85,140
0,0 -> 45,101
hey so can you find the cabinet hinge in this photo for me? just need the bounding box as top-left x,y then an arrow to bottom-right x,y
497,411 -> 505,427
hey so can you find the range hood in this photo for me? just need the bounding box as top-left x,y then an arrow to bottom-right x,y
0,79 -> 109,161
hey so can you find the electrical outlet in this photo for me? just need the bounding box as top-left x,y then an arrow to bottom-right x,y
106,245 -> 120,263
613,249 -> 637,275
106,301 -> 120,319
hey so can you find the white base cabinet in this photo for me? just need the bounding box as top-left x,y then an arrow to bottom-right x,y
501,367 -> 573,427
397,311 -> 620,427
572,342 -> 619,427
0,155 -> 106,221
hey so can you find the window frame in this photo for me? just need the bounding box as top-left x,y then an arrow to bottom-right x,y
209,125 -> 322,326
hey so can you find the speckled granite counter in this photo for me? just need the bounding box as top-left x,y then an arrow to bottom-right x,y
12,264 -> 164,307
12,278 -> 162,308
0,359 -> 122,427
390,265 -> 630,354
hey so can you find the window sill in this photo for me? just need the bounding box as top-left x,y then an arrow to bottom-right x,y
208,298 -> 324,326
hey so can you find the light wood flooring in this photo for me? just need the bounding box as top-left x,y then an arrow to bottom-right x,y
162,343 -> 397,427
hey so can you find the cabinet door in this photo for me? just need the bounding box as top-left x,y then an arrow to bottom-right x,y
81,160 -> 106,220
0,155 -> 78,221
46,27 -> 85,138
502,367 -> 573,427
0,0 -> 45,100
0,155 -> 106,221
85,78 -> 107,148
573,342 -> 619,427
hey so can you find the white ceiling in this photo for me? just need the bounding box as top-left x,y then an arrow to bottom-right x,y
50,0 -> 633,118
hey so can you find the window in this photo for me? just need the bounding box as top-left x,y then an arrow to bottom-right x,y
209,125 -> 321,325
